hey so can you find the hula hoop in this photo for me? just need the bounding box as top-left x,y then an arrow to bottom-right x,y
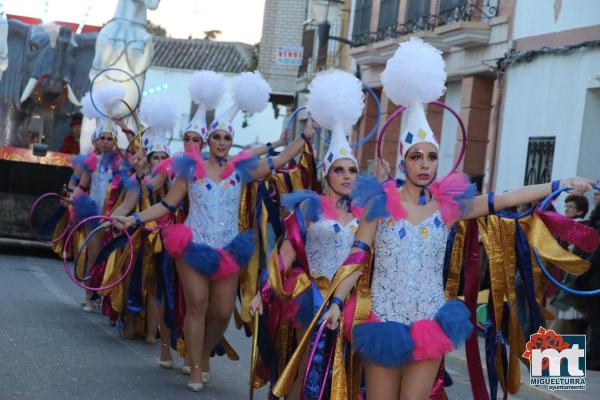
63,215 -> 134,292
72,223 -> 107,282
303,320 -> 335,400
89,67 -> 141,120
533,184 -> 600,296
28,192 -> 70,244
376,101 -> 467,177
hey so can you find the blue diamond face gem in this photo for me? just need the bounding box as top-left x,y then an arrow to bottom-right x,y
399,227 -> 406,239
405,132 -> 414,144
206,183 -> 212,190
327,152 -> 334,162
333,224 -> 341,233
434,217 -> 441,227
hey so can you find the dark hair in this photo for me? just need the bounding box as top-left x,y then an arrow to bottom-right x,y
565,194 -> 589,217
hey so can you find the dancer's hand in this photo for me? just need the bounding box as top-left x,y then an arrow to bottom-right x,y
112,215 -> 135,230
375,158 -> 391,182
322,304 -> 341,330
249,294 -> 263,316
560,177 -> 596,195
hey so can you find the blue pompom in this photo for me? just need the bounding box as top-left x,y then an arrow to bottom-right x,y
121,173 -> 140,194
353,321 -> 415,367
183,242 -> 221,276
72,195 -> 99,226
223,230 -> 256,268
172,153 -> 196,181
352,175 -> 388,222
235,156 -> 261,184
281,190 -> 323,222
435,300 -> 473,347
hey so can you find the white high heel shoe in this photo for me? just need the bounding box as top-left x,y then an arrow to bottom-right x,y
181,365 -> 191,375
201,371 -> 210,384
186,366 -> 204,392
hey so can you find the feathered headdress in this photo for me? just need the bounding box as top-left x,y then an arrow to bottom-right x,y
208,71 -> 272,138
306,69 -> 364,175
184,70 -> 225,142
140,94 -> 178,156
380,37 -> 446,159
80,85 -> 128,153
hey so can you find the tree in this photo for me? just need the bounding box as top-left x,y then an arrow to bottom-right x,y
203,30 -> 222,41
147,20 -> 167,37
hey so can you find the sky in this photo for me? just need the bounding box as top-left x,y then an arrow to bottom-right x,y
4,0 -> 266,44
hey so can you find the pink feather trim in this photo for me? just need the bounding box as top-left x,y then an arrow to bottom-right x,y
429,173 -> 470,226
320,196 -> 339,220
410,320 -> 454,361
343,294 -> 380,341
352,206 -> 364,220
187,152 -> 206,180
383,180 -> 407,221
161,224 -> 193,258
154,158 -> 173,178
84,153 -> 98,173
220,151 -> 252,179
212,249 -> 240,281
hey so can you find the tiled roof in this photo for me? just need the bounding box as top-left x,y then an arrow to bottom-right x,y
151,36 -> 253,73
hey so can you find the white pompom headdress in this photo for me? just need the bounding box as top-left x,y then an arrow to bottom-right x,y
380,37 -> 446,159
140,94 -> 178,157
185,70 -> 225,142
80,84 -> 128,150
208,71 -> 272,138
306,69 -> 364,175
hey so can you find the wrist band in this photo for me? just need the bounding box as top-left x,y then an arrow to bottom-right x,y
69,174 -> 80,185
66,187 -> 74,193
551,180 -> 560,192
487,192 -> 496,215
133,212 -> 141,226
330,296 -> 344,311
160,200 -> 176,213
267,157 -> 276,174
352,240 -> 371,253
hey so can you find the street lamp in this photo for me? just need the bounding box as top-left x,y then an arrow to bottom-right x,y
310,0 -> 353,46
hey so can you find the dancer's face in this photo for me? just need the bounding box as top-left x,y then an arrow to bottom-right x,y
326,158 -> 358,197
95,133 -> 115,154
403,142 -> 438,186
208,130 -> 233,159
149,152 -> 168,168
183,131 -> 202,154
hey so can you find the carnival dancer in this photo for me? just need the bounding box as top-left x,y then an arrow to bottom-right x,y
69,85 -> 133,313
114,71 -> 316,392
249,70 -> 387,399
314,38 -> 595,400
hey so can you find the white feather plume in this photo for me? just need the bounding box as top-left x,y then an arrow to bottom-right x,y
306,69 -> 364,131
93,84 -> 126,116
380,37 -> 446,107
80,92 -> 101,119
232,71 -> 272,114
188,70 -> 225,109
140,94 -> 178,132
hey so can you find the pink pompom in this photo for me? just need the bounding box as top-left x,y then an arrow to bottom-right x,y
383,180 -> 407,221
220,151 -> 252,179
154,158 -> 173,178
162,224 -> 193,258
342,294 -> 380,341
212,249 -> 240,281
320,196 -> 339,220
84,153 -> 98,173
410,320 -> 454,361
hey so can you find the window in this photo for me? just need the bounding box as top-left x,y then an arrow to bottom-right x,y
405,0 -> 431,22
524,137 -> 555,185
378,0 -> 400,32
352,0 -> 372,45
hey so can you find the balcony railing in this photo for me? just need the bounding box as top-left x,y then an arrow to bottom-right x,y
352,0 -> 499,47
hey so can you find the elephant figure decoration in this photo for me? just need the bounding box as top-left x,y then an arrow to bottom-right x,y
0,19 -> 97,151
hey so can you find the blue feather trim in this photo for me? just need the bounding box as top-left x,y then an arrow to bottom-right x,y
352,174 -> 388,222
435,299 -> 473,348
353,321 -> 415,367
223,230 -> 255,269
39,206 -> 67,236
171,153 -> 196,181
72,195 -> 99,227
281,190 -> 322,222
71,153 -> 94,174
235,155 -> 260,184
456,183 -> 477,219
183,242 -> 221,276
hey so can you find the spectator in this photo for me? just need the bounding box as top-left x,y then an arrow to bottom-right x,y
59,113 -> 82,154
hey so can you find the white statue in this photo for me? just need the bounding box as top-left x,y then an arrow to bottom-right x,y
81,0 -> 160,153
0,12 -> 8,80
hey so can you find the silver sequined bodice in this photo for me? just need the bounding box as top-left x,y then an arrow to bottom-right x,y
185,174 -> 242,247
305,218 -> 358,280
90,164 -> 112,213
371,210 -> 449,324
